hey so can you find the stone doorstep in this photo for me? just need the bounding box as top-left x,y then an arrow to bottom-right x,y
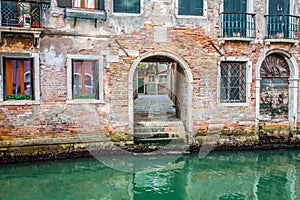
135,121 -> 184,127
0,135 -> 109,148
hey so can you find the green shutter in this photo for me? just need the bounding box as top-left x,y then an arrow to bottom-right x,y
190,0 -> 203,16
57,0 -> 72,8
178,0 -> 189,15
179,0 -> 203,16
269,0 -> 289,15
97,0 -> 105,10
224,0 -> 246,12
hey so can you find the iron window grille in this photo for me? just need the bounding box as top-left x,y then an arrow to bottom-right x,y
0,0 -> 49,28
220,62 -> 246,103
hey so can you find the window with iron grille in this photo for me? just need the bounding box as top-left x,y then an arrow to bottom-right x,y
220,62 -> 246,103
178,0 -> 203,16
113,0 -> 140,14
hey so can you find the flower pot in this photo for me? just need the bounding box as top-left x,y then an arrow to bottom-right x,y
31,21 -> 40,28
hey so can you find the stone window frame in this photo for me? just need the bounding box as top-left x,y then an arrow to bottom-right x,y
66,54 -> 104,104
218,57 -> 252,107
111,0 -> 144,16
0,53 -> 40,105
175,0 -> 207,18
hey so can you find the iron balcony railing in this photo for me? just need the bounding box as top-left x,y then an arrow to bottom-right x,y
220,12 -> 256,38
265,14 -> 300,40
0,0 -> 49,28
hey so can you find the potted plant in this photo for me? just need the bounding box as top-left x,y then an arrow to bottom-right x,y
31,8 -> 40,28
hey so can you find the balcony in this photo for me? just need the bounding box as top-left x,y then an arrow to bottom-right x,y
219,12 -> 256,42
0,0 -> 50,28
265,15 -> 300,41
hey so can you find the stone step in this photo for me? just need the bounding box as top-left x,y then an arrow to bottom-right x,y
134,126 -> 185,133
134,132 -> 169,138
134,137 -> 185,145
135,120 -> 184,127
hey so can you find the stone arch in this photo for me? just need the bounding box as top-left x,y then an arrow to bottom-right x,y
255,49 -> 298,130
128,51 -> 193,141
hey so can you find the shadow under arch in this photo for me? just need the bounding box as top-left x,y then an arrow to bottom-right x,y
255,49 -> 298,131
128,51 -> 194,143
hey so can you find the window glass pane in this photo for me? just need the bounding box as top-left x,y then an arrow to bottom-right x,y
114,0 -> 140,13
220,62 -> 246,103
5,59 -> 32,100
73,60 -> 97,99
85,0 -> 95,9
73,0 -> 81,7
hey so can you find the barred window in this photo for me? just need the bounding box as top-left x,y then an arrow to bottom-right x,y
220,62 -> 246,103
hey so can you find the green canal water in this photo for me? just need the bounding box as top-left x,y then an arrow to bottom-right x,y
1,150 -> 300,200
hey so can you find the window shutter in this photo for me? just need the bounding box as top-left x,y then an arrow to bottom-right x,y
190,0 -> 203,16
97,0 -> 104,10
178,0 -> 189,15
57,0 -> 72,8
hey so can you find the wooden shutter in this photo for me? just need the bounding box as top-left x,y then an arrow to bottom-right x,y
178,0 -> 189,15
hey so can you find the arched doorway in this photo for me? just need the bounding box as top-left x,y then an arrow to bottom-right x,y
128,51 -> 193,143
256,50 -> 298,131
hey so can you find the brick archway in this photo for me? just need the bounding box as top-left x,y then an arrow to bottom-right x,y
128,51 -> 194,143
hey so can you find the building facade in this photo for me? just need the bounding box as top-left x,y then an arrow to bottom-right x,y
0,0 -> 300,153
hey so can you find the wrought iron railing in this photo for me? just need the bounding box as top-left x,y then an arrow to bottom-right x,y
265,14 -> 300,40
0,0 -> 46,28
220,12 -> 256,38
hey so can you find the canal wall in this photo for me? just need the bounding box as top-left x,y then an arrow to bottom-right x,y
1,0 -> 300,162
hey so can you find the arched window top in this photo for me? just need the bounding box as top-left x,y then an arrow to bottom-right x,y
260,54 -> 290,78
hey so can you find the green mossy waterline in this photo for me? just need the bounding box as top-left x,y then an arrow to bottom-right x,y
6,94 -> 32,100
194,130 -> 256,137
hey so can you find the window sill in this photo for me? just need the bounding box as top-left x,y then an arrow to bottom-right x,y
218,37 -> 254,45
0,100 -> 40,106
264,38 -> 298,45
219,102 -> 249,107
175,15 -> 207,19
66,99 -> 105,104
112,12 -> 142,17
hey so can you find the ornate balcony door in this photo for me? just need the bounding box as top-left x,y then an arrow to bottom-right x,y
223,0 -> 247,37
268,0 -> 290,38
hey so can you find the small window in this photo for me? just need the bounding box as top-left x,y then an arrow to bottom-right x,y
220,62 -> 246,103
3,58 -> 34,100
148,75 -> 155,82
113,0 -> 140,14
178,0 -> 203,16
57,0 -> 104,10
159,75 -> 167,83
72,60 -> 99,99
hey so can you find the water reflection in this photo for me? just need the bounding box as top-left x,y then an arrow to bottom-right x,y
0,150 -> 300,200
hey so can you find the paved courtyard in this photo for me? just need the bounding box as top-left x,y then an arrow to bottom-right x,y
134,95 -> 177,121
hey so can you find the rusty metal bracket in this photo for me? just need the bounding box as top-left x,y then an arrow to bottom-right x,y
115,39 -> 129,57
209,40 -> 223,56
